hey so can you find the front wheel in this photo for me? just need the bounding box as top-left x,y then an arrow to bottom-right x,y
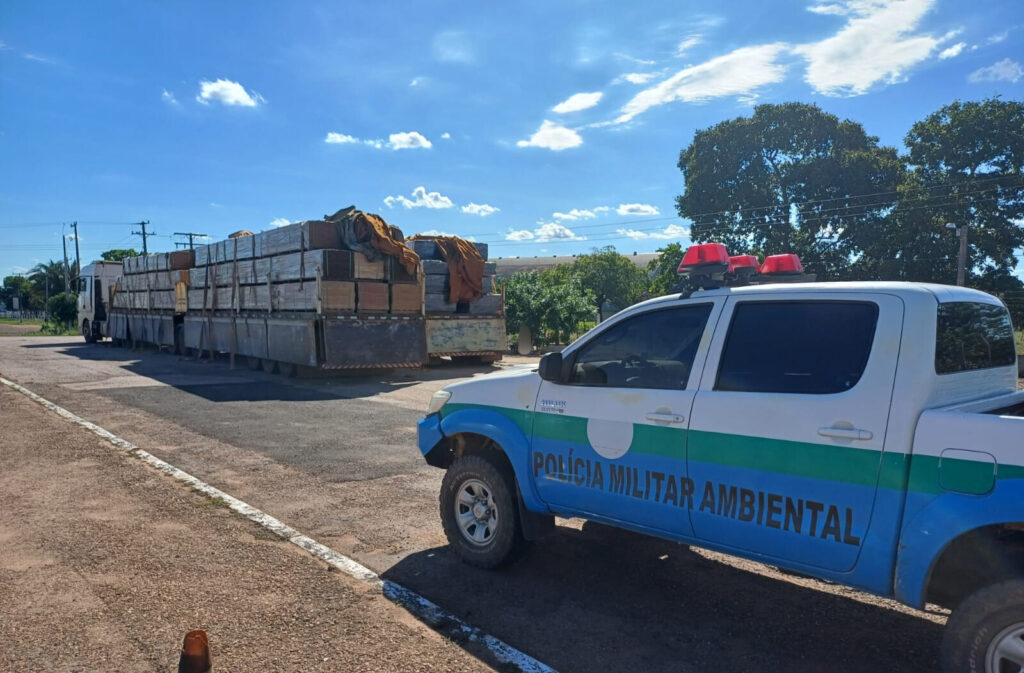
942,579 -> 1024,673
82,320 -> 97,344
439,454 -> 521,568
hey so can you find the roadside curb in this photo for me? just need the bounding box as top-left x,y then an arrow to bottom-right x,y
1,375 -> 558,673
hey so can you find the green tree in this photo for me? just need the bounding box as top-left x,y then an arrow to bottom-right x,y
647,242 -> 685,296
101,248 -> 139,262
900,98 -> 1024,284
502,271 -> 547,343
1,275 -> 40,311
571,246 -> 646,321
540,275 -> 594,343
676,102 -> 904,279
30,260 -> 71,296
46,292 -> 78,326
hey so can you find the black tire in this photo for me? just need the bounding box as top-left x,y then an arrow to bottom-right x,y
440,454 -> 522,568
277,361 -> 297,378
942,579 -> 1024,673
82,320 -> 97,344
260,358 -> 277,374
246,356 -> 262,371
173,324 -> 185,356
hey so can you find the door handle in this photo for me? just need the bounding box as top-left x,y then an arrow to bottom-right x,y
646,412 -> 685,424
817,427 -> 873,441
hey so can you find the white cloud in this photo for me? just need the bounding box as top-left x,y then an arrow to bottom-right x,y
620,72 -> 658,85
325,131 -> 432,149
462,203 -> 500,216
617,203 -> 661,216
269,218 -> 291,227
417,229 -> 457,237
553,208 -> 599,221
161,89 -> 180,106
409,77 -> 426,87
675,35 -> 702,57
505,229 -> 535,241
384,186 -> 454,210
615,52 -> 657,66
325,132 -> 360,144
938,42 -> 966,59
987,31 -> 1008,45
968,58 -> 1023,83
615,44 -> 788,123
552,92 -> 603,114
593,206 -> 611,214
433,30 -> 475,63
534,222 -> 585,242
807,3 -> 849,15
196,78 -> 263,107
441,132 -> 451,139
516,120 -> 583,151
23,53 -> 53,64
387,131 -> 432,150
209,202 -> 224,208
617,224 -> 690,240
794,0 -> 939,96
65,233 -> 81,241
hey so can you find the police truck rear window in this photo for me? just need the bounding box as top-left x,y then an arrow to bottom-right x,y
935,302 -> 1016,374
716,301 -> 879,395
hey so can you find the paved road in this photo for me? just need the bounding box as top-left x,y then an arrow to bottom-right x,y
0,337 -> 948,672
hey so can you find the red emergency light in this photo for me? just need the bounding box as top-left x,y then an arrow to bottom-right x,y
728,255 -> 760,274
677,243 -> 729,272
760,254 -> 804,275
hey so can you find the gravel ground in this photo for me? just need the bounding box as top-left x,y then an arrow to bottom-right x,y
0,386 -> 495,673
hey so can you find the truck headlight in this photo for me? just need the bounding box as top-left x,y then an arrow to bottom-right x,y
425,390 -> 451,416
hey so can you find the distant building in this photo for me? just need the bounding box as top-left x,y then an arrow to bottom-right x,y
492,252 -> 658,278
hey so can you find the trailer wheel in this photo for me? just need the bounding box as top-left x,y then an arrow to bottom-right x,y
246,356 -> 262,371
942,579 -> 1024,673
277,362 -> 297,378
260,358 -> 277,374
439,454 -> 522,568
173,324 -> 185,355
82,320 -> 97,344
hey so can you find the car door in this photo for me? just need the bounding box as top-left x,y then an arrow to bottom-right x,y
686,293 -> 903,572
532,300 -> 720,538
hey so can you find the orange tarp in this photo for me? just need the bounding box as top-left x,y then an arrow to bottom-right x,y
408,235 -> 484,303
325,206 -> 421,276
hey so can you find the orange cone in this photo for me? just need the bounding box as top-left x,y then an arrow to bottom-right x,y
178,630 -> 212,673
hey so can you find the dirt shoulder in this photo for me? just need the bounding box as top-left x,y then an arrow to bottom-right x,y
0,323 -> 42,336
0,386 -> 493,673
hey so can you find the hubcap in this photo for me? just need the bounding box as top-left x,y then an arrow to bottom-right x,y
987,623 -> 1024,673
455,478 -> 498,547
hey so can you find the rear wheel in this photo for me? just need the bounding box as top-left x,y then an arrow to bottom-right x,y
260,358 -> 277,374
942,579 -> 1024,673
82,320 -> 97,344
439,454 -> 521,568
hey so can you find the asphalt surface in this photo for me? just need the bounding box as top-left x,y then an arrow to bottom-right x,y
0,337 -> 949,672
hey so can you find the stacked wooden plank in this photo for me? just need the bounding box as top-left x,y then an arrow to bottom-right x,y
186,221 -> 422,314
113,251 -> 194,311
410,239 -> 501,316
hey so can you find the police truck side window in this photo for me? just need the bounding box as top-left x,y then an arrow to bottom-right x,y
569,304 -> 712,390
716,301 -> 879,395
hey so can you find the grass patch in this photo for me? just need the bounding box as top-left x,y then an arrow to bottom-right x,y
1016,330 -> 1023,356
0,317 -> 43,325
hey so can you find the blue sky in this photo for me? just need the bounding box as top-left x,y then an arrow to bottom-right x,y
1,0 -> 1021,278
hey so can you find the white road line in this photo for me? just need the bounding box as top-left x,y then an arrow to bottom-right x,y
1,375 -> 558,673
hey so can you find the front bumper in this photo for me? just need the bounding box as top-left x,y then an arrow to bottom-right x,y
417,413 -> 444,457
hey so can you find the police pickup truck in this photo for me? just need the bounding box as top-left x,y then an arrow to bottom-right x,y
417,244 -> 1023,673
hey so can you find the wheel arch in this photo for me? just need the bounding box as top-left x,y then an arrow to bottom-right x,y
431,408 -> 549,514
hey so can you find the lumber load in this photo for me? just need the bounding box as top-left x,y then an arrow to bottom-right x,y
122,250 -> 194,274
189,250 -> 384,288
187,280 -> 358,313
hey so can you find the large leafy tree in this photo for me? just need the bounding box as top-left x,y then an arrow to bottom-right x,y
676,103 -> 904,280
1,275 -> 40,311
571,246 -> 647,320
646,243 -> 685,297
101,248 -> 139,262
901,98 -> 1024,284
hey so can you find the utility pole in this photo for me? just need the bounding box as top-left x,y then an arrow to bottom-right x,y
132,220 -> 152,255
62,228 -> 72,292
71,221 -> 81,281
174,232 -> 207,250
946,223 -> 969,286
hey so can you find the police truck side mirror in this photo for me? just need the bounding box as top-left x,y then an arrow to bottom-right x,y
538,352 -> 563,382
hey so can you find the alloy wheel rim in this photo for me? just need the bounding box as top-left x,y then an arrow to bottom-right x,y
455,478 -> 498,547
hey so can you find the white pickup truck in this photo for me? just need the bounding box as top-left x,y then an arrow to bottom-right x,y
417,256 -> 1023,673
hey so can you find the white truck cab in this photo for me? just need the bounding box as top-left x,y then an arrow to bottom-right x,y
77,261 -> 123,343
